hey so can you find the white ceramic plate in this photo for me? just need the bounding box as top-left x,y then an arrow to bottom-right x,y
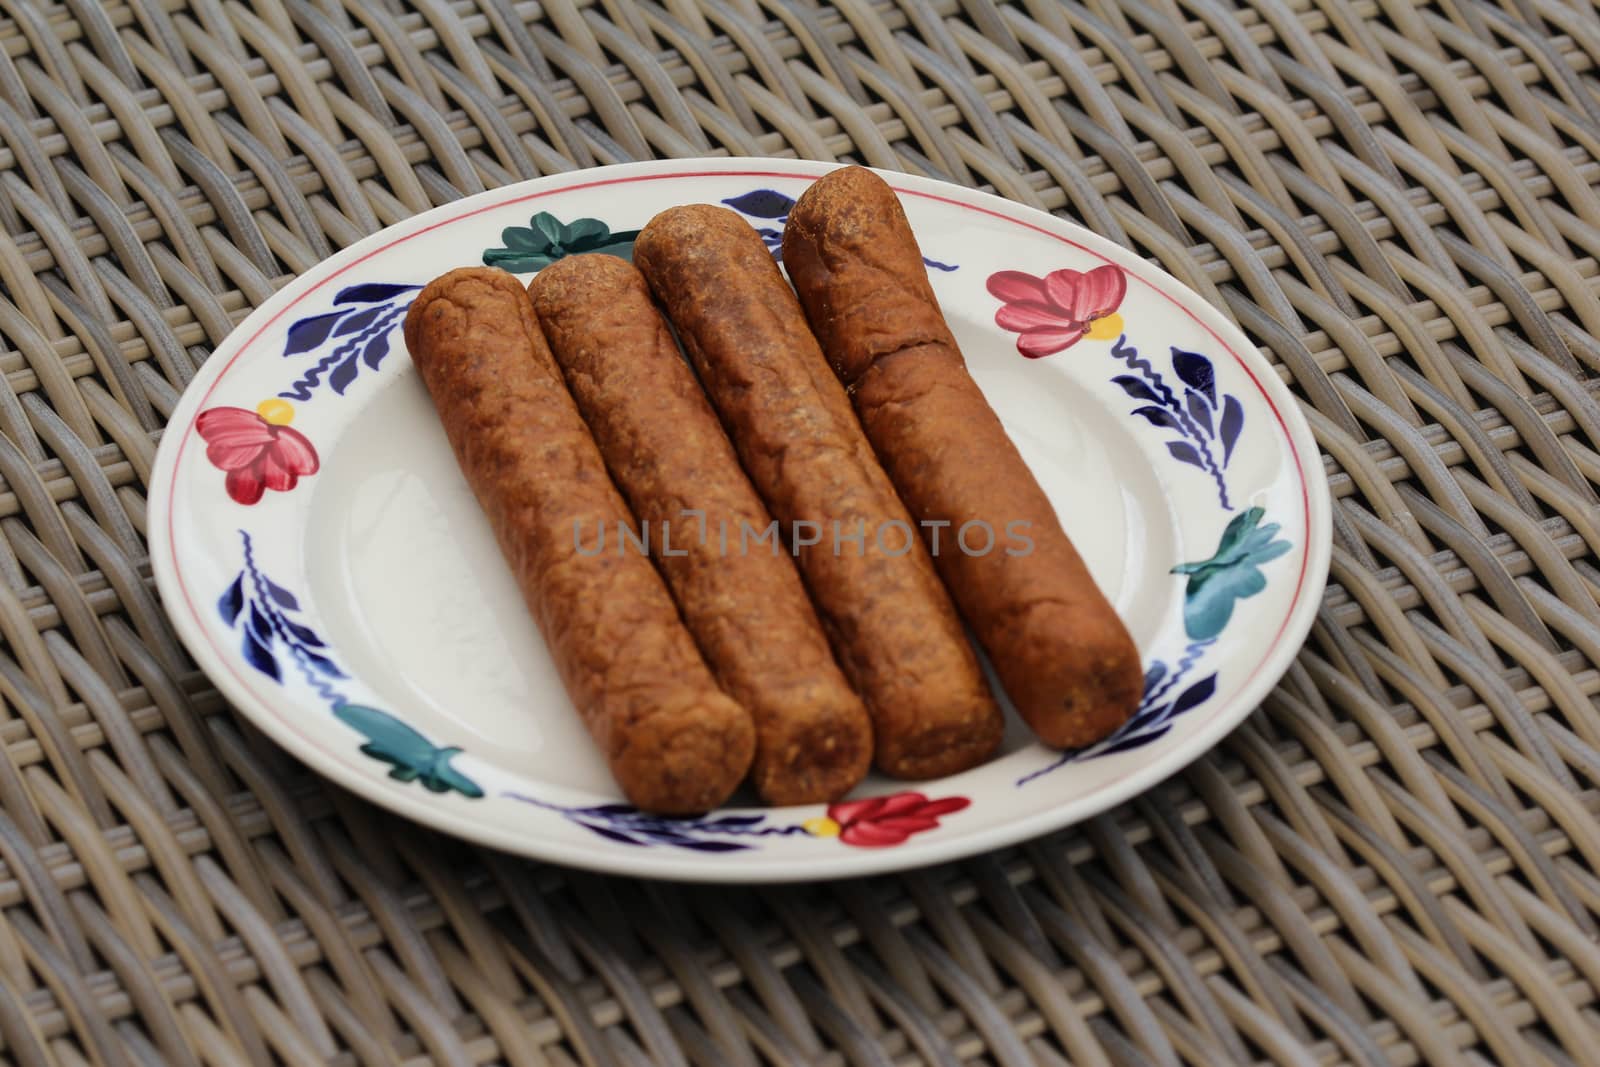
149,158 -> 1330,882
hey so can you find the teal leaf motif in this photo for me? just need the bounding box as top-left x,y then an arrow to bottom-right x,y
562,217 -> 610,244
333,704 -> 484,799
1171,507 -> 1293,641
533,212 -> 563,246
482,211 -> 641,272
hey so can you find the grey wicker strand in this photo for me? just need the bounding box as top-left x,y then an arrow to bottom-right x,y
0,0 -> 1594,1064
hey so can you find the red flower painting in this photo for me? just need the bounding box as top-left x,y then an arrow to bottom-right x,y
823,791 -> 971,848
987,264 -> 1128,358
196,404 -> 319,505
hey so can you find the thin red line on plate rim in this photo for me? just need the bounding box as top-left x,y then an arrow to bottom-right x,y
166,166 -> 1316,791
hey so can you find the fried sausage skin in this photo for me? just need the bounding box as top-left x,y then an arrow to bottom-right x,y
404,266 -> 754,813
782,166 -> 1143,748
634,207 -> 1003,780
527,254 -> 872,805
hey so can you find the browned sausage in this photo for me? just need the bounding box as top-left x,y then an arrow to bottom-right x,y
634,207 -> 1003,780
526,254 -> 873,805
403,266 -> 754,814
782,166 -> 1143,748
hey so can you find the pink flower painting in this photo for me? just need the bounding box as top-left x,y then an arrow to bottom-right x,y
196,403 -> 319,505
987,264 -> 1128,358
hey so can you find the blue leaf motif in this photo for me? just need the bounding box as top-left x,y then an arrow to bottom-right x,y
362,329 -> 391,371
1167,441 -> 1204,468
284,620 -> 325,647
757,227 -> 785,261
1016,639 -> 1220,785
301,650 -> 346,678
284,312 -> 344,356
277,351 -> 343,402
274,289 -> 413,400
1113,375 -> 1160,403
264,578 -> 300,610
246,603 -> 274,644
218,575 -> 244,626
233,530 -> 363,710
1108,339 -> 1233,509
586,825 -> 643,846
1171,349 -> 1215,404
333,306 -> 384,337
1116,701 -> 1171,737
1185,390 -> 1214,436
335,283 -> 419,305
501,793 -> 813,852
1133,406 -> 1182,430
1219,395 -> 1244,466
585,804 -> 640,817
1142,660 -> 1167,695
1171,673 -> 1217,716
329,354 -> 361,395
722,189 -> 796,219
243,631 -> 280,681
1099,725 -> 1173,756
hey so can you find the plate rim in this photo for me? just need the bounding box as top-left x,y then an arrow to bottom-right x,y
149,156 -> 1332,883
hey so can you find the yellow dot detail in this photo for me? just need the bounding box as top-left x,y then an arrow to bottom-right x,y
1085,312 -> 1124,341
257,398 -> 294,425
802,816 -> 841,838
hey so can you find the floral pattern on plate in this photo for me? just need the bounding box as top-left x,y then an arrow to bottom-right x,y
985,263 -> 1293,781
196,404 -> 319,506
218,531 -> 481,799
507,789 -> 970,851
151,159 -> 1326,881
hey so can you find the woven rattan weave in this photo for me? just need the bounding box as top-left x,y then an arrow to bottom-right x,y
0,0 -> 1597,1063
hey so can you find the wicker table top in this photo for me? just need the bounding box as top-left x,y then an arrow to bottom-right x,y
3,0 -> 1599,1063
